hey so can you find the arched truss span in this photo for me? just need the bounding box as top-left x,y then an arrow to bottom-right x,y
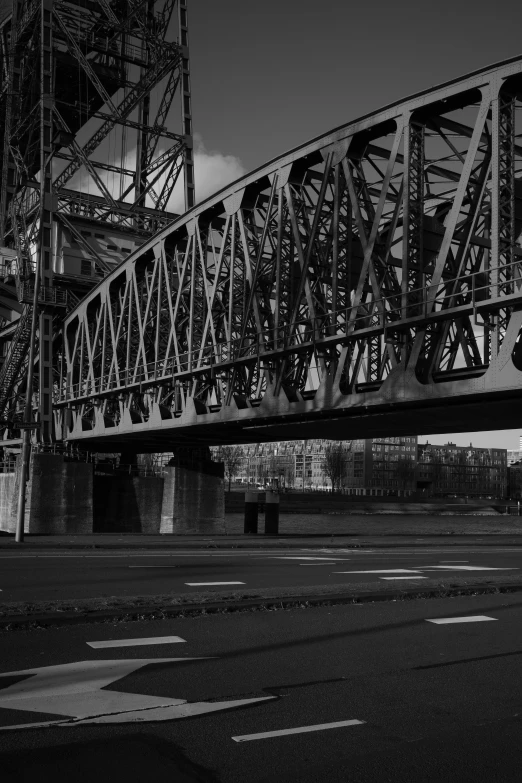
60,56 -> 522,450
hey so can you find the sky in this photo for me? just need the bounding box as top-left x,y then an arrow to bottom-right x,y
185,0 -> 522,449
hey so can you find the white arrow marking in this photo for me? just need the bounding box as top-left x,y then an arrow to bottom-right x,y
418,566 -> 517,571
333,569 -> 422,574
86,636 -> 186,649
272,556 -> 351,561
0,659 -> 274,729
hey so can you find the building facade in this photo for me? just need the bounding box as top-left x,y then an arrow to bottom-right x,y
224,436 -> 418,494
217,437 -> 508,498
417,443 -> 507,498
233,440 -> 331,490
508,462 -> 522,498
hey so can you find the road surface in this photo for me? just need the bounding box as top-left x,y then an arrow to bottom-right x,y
1,592 -> 522,780
1,545 -> 522,602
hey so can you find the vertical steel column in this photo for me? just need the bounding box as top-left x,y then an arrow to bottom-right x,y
179,0 -> 194,209
135,0 -> 153,207
0,0 -> 19,242
38,0 -> 54,443
403,118 -> 424,317
497,92 -> 515,293
16,0 -> 53,541
491,88 -> 515,354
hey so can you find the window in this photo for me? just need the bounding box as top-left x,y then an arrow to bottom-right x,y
81,260 -> 92,276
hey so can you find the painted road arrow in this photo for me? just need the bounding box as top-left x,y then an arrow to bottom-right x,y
0,659 -> 274,729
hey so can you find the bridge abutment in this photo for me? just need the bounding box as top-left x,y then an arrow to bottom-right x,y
0,453 -> 93,535
0,452 -> 226,536
160,454 -> 225,534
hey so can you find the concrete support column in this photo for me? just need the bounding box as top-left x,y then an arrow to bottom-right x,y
1,453 -> 93,534
160,458 -> 225,534
264,490 -> 280,535
244,491 -> 259,534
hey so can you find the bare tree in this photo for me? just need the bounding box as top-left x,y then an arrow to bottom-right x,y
455,450 -> 469,495
396,456 -> 415,493
213,445 -> 244,491
322,443 -> 349,493
430,451 -> 444,495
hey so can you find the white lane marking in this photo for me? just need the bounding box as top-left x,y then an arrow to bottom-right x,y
232,719 -> 365,742
300,563 -> 337,566
419,566 -> 516,571
439,561 -> 469,563
379,576 -> 428,581
273,556 -> 351,561
333,569 -> 422,574
0,658 -> 274,729
87,636 -> 186,649
426,615 -> 498,624
185,581 -> 245,586
302,549 -> 373,554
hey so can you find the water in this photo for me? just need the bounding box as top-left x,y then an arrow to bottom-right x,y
223,512 -> 515,536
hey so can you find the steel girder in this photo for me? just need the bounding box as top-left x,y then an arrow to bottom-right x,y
60,56 -> 522,451
0,0 -> 193,445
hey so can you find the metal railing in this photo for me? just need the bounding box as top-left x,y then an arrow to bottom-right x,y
17,283 -> 68,307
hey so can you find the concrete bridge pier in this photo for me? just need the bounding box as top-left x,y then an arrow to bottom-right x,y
0,449 -> 225,536
160,448 -> 225,534
0,452 -> 93,535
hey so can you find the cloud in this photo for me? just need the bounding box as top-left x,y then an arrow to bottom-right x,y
168,134 -> 246,213
61,134 -> 246,217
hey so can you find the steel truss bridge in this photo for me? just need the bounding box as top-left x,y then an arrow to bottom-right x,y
38,57 -> 522,449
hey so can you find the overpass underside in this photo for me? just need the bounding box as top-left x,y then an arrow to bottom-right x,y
60,56 -> 522,451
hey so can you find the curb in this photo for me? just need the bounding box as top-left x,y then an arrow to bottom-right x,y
2,535 -> 522,550
2,581 -> 522,629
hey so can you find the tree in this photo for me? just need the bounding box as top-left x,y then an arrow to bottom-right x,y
322,443 -> 349,493
213,445 -> 244,491
455,450 -> 469,495
396,456 -> 415,493
430,451 -> 444,495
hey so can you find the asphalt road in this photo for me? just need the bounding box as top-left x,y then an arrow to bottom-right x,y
1,546 -> 522,602
1,592 -> 522,781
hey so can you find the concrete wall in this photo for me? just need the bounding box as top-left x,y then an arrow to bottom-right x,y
1,454 -> 225,535
25,454 -> 93,534
0,472 -> 17,532
93,475 -> 164,533
161,460 -> 225,534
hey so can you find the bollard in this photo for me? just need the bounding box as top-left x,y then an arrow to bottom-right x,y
518,501 -> 521,517
264,490 -> 280,535
244,491 -> 259,534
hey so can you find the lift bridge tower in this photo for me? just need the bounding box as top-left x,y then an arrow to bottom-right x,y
0,0 -> 194,449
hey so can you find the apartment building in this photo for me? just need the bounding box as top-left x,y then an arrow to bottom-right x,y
345,437 -> 418,496
417,442 -> 507,498
216,437 -> 507,497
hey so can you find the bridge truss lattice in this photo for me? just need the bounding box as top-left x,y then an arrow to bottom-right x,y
0,0 -> 193,446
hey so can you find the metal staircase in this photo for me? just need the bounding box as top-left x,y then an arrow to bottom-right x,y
0,304 -> 32,420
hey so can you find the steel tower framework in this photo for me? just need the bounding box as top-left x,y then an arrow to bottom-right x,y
0,0 -> 193,446
59,56 -> 522,452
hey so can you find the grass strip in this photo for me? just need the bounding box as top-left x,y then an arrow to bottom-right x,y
2,572 -> 522,627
